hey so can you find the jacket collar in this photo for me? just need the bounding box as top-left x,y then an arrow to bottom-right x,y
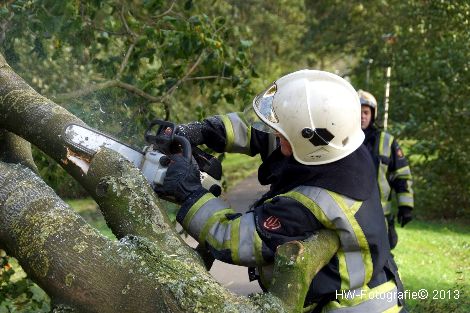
258,145 -> 375,201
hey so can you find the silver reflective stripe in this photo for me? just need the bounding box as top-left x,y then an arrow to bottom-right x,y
327,286 -> 398,313
398,194 -> 414,206
227,112 -> 250,154
377,133 -> 393,209
380,133 -> 393,157
378,163 -> 391,208
237,212 -> 257,266
294,186 -> 365,289
209,222 -> 231,246
188,197 -> 229,240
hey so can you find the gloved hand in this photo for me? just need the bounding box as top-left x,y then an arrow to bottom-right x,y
175,122 -> 205,146
397,206 -> 413,227
153,154 -> 202,203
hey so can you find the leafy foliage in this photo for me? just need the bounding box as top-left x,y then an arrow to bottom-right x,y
304,1 -> 469,218
388,1 -> 470,218
0,250 -> 50,312
1,0 -> 259,197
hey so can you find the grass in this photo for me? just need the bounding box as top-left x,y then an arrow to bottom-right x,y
393,220 -> 470,312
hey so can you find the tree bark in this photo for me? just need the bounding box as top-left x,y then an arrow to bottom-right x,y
0,129 -> 38,173
0,53 -> 340,312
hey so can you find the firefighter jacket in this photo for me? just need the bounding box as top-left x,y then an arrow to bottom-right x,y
177,113 -> 405,312
363,126 -> 414,216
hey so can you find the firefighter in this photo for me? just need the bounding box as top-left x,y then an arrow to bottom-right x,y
358,90 -> 414,249
155,70 -> 406,312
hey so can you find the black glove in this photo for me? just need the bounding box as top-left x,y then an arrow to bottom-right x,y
175,122 -> 205,146
397,206 -> 413,227
153,154 -> 202,203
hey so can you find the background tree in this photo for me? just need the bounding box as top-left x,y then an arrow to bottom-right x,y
304,0 -> 470,218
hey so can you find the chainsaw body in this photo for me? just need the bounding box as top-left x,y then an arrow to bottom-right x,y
63,119 -> 222,196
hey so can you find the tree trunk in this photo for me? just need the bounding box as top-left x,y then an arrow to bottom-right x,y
0,53 -> 339,312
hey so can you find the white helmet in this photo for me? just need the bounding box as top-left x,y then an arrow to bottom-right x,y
357,89 -> 378,120
252,69 -> 364,165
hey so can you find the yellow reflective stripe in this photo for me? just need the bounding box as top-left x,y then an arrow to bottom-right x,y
247,122 -> 252,151
382,202 -> 392,215
329,192 -> 373,288
394,165 -> 411,176
391,166 -> 412,180
338,247 -> 348,290
182,193 -> 214,229
253,230 -> 264,264
282,191 -> 335,229
199,209 -> 234,248
230,217 -> 241,264
219,114 -> 234,151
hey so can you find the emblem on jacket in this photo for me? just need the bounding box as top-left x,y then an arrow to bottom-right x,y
263,216 -> 281,230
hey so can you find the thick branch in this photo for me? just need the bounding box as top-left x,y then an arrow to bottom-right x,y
268,230 -> 340,312
85,148 -> 199,261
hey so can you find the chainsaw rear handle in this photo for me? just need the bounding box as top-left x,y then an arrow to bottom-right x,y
144,119 -> 192,162
144,119 -> 174,149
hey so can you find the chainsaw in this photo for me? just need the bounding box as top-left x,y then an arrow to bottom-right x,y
63,119 -> 222,198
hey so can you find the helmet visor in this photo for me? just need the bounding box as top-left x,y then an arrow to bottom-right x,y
244,83 -> 280,133
243,104 -> 275,133
253,83 -> 279,124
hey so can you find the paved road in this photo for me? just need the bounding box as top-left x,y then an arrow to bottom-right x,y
183,173 -> 269,296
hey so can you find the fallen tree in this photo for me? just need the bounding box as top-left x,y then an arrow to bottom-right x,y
0,53 -> 339,313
